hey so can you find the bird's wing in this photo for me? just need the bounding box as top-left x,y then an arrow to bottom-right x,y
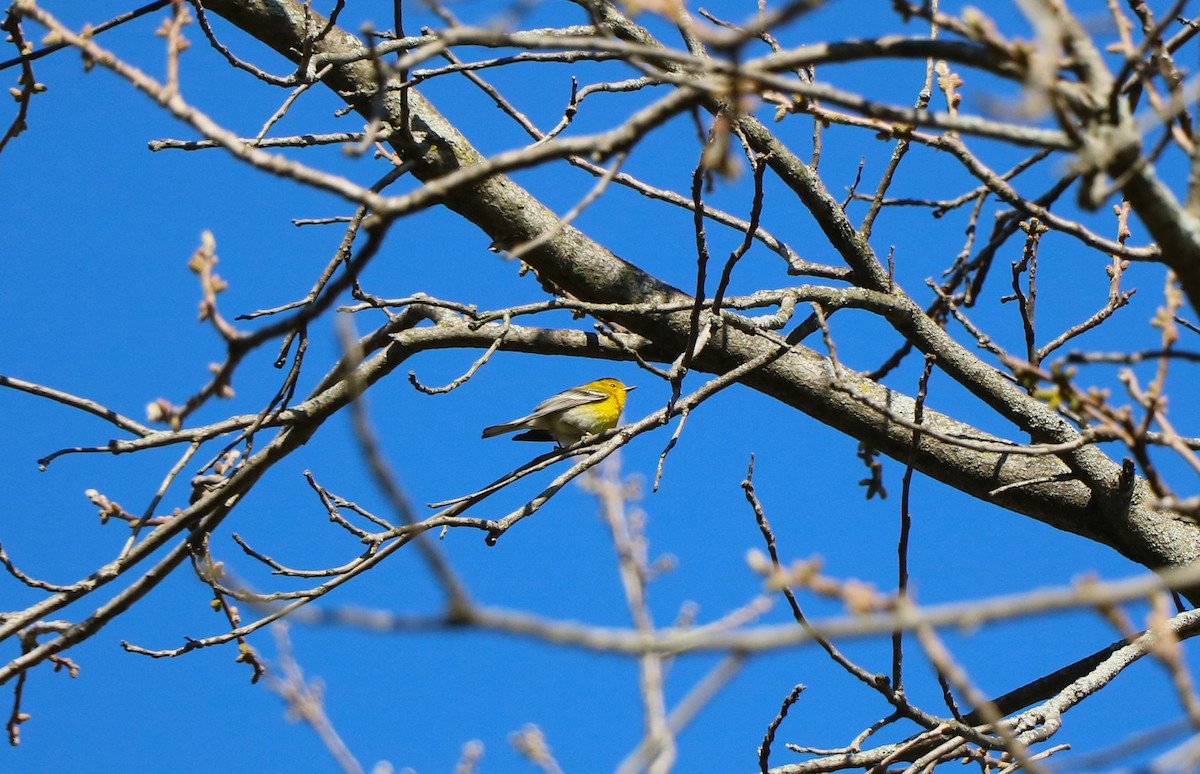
525,385 -> 608,421
480,386 -> 607,438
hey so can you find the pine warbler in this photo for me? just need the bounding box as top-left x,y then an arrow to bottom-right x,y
482,377 -> 636,447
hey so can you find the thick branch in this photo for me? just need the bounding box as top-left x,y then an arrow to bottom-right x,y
199,0 -> 1200,579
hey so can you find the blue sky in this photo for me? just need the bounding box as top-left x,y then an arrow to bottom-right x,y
2,1 -> 1197,772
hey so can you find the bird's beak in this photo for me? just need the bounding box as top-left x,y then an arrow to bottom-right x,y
625,386 -> 637,392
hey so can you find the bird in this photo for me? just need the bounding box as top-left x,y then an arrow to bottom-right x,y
481,377 -> 636,447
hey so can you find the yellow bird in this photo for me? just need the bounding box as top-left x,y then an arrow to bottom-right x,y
482,377 -> 636,447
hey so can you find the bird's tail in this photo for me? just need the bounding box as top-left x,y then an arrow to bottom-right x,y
481,421 -> 521,438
